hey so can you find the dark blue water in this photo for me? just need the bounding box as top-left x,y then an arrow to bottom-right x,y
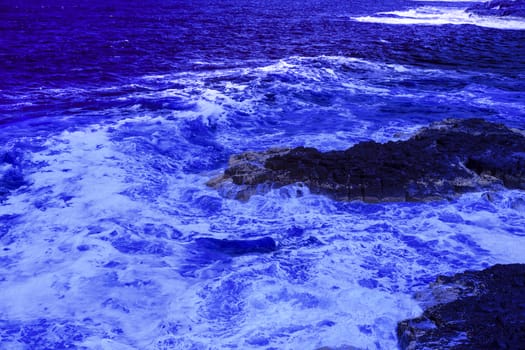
1,1 -> 525,349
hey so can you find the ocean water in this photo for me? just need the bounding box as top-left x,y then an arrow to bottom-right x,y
1,0 -> 525,349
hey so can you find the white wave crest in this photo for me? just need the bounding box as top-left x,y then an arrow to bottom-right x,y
354,6 -> 525,30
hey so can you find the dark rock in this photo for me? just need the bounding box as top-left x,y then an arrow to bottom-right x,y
467,0 -> 525,18
209,119 -> 525,202
397,264 -> 525,350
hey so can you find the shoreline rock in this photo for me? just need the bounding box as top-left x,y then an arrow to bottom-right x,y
208,119 -> 525,202
467,0 -> 525,18
397,264 -> 525,350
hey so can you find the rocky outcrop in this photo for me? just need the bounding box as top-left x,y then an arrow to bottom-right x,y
208,119 -> 525,202
397,264 -> 525,350
467,0 -> 525,18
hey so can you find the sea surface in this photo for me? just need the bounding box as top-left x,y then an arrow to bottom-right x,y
1,0 -> 525,349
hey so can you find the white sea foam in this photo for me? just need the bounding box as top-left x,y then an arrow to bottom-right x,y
2,55 -> 525,349
2,122 -> 524,349
354,6 -> 525,30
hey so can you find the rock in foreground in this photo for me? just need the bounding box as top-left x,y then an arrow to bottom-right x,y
397,264 -> 525,350
209,119 -> 525,202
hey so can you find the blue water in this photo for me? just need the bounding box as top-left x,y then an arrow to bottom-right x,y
1,0 -> 525,349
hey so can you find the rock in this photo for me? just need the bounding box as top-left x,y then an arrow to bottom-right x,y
467,0 -> 525,18
397,264 -> 525,350
207,147 -> 291,188
209,119 -> 525,202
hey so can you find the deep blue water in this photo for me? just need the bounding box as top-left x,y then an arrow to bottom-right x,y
1,0 -> 525,349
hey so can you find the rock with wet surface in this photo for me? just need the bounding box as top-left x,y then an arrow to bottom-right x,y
208,119 -> 525,202
397,264 -> 525,350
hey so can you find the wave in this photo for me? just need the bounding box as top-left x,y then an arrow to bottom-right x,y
353,5 -> 525,30
1,54 -> 525,349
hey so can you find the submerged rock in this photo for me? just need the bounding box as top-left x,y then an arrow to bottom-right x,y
397,264 -> 525,350
209,119 -> 525,202
0,149 -> 27,201
195,236 -> 278,256
180,237 -> 278,276
467,0 -> 525,18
